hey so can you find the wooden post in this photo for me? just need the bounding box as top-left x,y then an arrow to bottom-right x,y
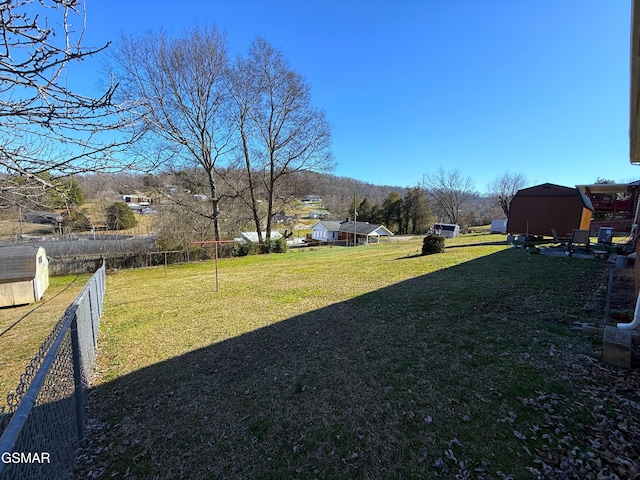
190,240 -> 236,292
215,242 -> 219,292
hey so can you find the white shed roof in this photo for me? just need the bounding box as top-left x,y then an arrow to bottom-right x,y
239,231 -> 283,243
0,245 -> 47,282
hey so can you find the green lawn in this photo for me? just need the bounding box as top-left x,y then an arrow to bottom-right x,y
0,274 -> 90,407
74,236 -> 620,479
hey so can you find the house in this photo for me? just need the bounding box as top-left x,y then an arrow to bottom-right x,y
311,220 -> 343,242
23,211 -> 64,225
272,214 -> 298,224
236,231 -> 283,243
434,223 -> 460,238
311,220 -> 393,245
507,183 -> 593,238
0,245 -> 49,307
307,210 -> 329,219
122,194 -> 151,205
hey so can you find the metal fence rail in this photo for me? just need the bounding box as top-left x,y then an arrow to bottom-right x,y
0,263 -> 105,480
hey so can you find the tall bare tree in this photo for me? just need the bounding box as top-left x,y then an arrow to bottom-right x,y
225,50 -> 265,240
110,25 -> 232,240
424,167 -> 475,225
0,0 -> 129,210
487,172 -> 529,218
229,38 -> 333,245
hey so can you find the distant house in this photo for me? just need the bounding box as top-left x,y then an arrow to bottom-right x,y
304,195 -> 322,202
127,204 -> 156,215
23,211 -> 63,225
311,220 -> 393,245
122,194 -> 151,205
308,211 -> 329,219
272,214 -> 298,224
0,245 -> 49,307
122,193 -> 155,214
236,231 -> 283,243
507,183 -> 593,238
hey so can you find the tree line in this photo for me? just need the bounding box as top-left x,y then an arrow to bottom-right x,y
0,2 -> 333,249
0,1 -> 533,247
110,27 -> 333,246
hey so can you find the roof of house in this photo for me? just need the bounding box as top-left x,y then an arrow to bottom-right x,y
312,220 -> 393,236
312,220 -> 342,231
339,221 -> 392,236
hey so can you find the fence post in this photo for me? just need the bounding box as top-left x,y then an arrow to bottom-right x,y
69,311 -> 86,443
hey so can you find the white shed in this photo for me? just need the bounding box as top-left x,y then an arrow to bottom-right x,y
491,219 -> 507,233
434,223 -> 460,238
237,231 -> 283,243
0,245 -> 49,307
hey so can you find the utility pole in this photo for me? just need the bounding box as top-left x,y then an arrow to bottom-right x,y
353,194 -> 357,246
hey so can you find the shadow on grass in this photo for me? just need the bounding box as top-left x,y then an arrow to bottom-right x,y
76,249 -> 604,479
445,240 -> 509,249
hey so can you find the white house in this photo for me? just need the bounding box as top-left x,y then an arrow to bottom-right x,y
308,210 -> 329,219
311,220 -> 394,245
311,220 -> 342,242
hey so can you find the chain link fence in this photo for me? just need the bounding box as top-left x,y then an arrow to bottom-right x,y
0,263 -> 105,480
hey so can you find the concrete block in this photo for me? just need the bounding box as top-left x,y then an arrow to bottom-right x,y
603,326 -> 633,369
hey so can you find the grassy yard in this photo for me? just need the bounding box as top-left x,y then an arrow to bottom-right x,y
72,236 -> 633,479
0,274 -> 91,407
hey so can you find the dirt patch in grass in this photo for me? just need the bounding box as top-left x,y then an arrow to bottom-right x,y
71,243 -> 640,479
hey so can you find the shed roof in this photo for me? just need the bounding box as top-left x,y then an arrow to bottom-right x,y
239,231 -> 283,243
514,183 -> 594,210
0,245 -> 46,282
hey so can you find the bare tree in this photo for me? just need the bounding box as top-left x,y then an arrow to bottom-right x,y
225,50 -> 265,240
487,172 -> 529,218
424,167 -> 475,225
0,0 -> 129,210
109,25 -> 232,240
229,38 -> 333,245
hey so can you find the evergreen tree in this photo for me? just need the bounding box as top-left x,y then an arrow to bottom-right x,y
106,202 -> 138,230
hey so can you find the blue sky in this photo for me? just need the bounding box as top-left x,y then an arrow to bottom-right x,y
75,1 -> 636,193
